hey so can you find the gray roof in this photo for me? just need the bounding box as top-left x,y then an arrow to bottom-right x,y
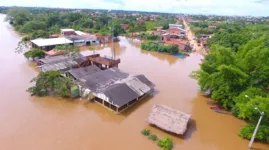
38,53 -> 88,72
38,53 -> 87,65
135,75 -> 155,88
68,65 -> 101,80
80,68 -> 129,93
39,60 -> 78,72
104,83 -> 139,107
39,55 -> 70,64
79,68 -> 155,108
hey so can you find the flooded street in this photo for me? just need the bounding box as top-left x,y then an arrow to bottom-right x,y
0,14 -> 268,150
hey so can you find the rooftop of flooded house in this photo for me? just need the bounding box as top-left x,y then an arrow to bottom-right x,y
78,67 -> 155,108
147,104 -> 191,135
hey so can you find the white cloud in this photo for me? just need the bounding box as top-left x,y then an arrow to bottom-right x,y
1,0 -> 268,16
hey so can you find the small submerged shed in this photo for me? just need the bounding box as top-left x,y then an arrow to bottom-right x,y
147,104 -> 191,135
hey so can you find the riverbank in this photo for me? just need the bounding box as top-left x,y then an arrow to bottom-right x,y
0,14 -> 268,150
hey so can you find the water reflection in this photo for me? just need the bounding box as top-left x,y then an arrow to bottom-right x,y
141,50 -> 179,65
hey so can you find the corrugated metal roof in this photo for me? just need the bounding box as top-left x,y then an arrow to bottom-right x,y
40,60 -> 78,72
79,68 -> 155,108
68,65 -> 101,80
39,55 -> 69,64
104,83 -> 139,107
135,75 -> 155,88
81,68 -> 129,93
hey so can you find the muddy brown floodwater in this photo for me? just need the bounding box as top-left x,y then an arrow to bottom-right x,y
0,14 -> 268,150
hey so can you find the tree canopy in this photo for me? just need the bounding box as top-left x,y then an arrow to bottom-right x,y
27,71 -> 74,97
193,23 -> 269,143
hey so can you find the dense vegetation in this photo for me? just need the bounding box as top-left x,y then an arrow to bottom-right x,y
4,7 -> 177,40
192,23 -> 269,143
24,49 -> 45,59
139,33 -> 161,41
4,7 -> 125,39
239,124 -> 269,143
27,71 -> 74,97
141,42 -> 180,54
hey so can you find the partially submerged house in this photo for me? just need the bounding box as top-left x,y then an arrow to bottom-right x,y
37,53 -> 89,72
147,104 -> 191,135
78,67 -> 155,114
37,52 -> 121,72
162,35 -> 191,52
31,37 -> 73,51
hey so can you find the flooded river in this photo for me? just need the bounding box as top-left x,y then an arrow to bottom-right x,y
0,14 -> 268,150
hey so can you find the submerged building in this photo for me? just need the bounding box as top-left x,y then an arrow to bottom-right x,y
68,66 -> 155,114
31,37 -> 73,51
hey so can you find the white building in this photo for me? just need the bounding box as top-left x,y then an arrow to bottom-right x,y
169,24 -> 183,29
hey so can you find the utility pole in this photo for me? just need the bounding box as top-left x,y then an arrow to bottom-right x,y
108,10 -> 115,60
245,95 -> 265,149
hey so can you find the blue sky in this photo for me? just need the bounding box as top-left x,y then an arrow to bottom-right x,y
2,0 -> 269,16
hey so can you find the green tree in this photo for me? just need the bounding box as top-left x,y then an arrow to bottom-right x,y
111,21 -> 125,37
239,124 -> 269,143
24,49 -> 45,59
20,20 -> 47,33
157,136 -> 173,150
162,24 -> 169,30
27,71 -> 73,97
5,7 -> 31,26
193,22 -> 269,142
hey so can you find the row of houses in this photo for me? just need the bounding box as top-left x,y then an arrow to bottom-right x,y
149,24 -> 191,52
35,51 -> 154,114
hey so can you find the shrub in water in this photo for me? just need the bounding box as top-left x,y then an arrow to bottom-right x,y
24,49 -> 45,59
157,136 -> 173,150
141,129 -> 151,136
239,124 -> 269,143
148,134 -> 158,141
